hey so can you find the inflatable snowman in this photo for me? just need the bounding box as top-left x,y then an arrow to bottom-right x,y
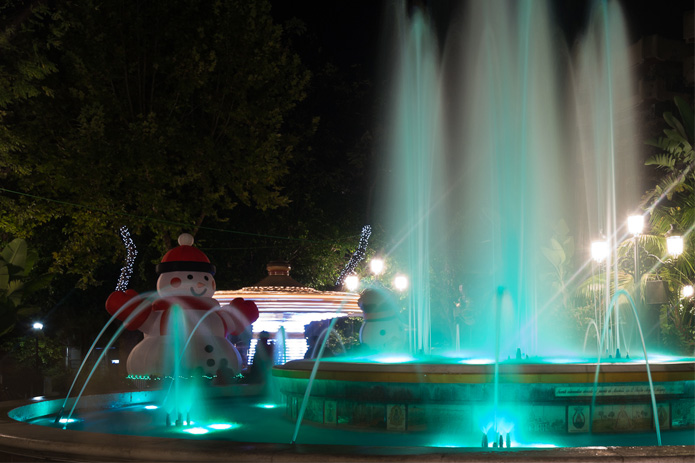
358,289 -> 407,353
105,233 -> 258,377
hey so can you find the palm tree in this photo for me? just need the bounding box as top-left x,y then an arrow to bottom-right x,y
641,96 -> 694,352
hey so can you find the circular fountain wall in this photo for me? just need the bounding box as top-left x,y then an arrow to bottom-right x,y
273,358 -> 695,448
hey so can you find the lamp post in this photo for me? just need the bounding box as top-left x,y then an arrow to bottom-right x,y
591,240 -> 609,356
392,274 -> 410,351
32,322 -> 43,396
626,215 -> 644,359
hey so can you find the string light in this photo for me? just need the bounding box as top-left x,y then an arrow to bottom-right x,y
335,225 -> 371,287
115,226 -> 138,291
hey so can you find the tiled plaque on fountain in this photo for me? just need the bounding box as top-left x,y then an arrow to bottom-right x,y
568,405 -> 590,433
386,404 -> 406,431
324,400 -> 337,425
671,400 -> 694,429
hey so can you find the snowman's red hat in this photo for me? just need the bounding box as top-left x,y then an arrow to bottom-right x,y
155,233 -> 216,275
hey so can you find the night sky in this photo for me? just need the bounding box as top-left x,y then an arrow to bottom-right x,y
270,0 -> 693,76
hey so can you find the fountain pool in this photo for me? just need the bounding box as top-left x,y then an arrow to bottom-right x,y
1,1 -> 693,461
1,357 -> 693,461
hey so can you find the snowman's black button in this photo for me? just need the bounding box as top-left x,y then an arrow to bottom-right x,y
380,329 -> 386,336
205,345 -> 214,353
207,359 -> 215,367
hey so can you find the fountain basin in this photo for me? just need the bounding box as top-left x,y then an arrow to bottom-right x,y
273,358 -> 695,447
1,360 -> 694,462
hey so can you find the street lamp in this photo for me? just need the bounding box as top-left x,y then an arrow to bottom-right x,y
344,274 -> 359,292
369,258 -> 385,276
32,322 -> 43,396
627,215 -> 644,235
591,240 -> 608,262
666,235 -> 684,257
393,274 -> 408,292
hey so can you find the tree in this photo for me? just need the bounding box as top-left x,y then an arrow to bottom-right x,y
0,0 -> 310,287
0,238 -> 51,337
642,96 -> 694,352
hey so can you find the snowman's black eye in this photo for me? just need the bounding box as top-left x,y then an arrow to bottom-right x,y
187,274 -> 193,280
204,276 -> 209,281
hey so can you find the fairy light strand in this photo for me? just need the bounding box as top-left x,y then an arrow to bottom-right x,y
115,226 -> 138,291
336,225 -> 372,287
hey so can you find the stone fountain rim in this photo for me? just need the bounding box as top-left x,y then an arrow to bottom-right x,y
1,394 -> 694,462
272,359 -> 695,384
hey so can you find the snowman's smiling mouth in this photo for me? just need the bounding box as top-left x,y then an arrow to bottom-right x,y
190,287 -> 207,297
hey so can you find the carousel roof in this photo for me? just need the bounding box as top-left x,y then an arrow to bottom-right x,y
214,261 -> 361,314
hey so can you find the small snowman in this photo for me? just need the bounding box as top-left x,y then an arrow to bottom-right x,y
358,289 -> 407,353
106,233 -> 259,377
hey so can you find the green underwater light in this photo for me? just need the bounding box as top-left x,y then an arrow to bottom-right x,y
181,423 -> 241,434
371,354 -> 415,364
255,403 -> 278,409
182,427 -> 208,435
208,423 -> 240,430
58,418 -> 79,424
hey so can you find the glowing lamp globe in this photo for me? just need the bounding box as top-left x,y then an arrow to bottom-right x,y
627,215 -> 644,236
667,236 -> 684,257
393,275 -> 408,292
682,285 -> 694,299
591,241 -> 608,262
344,275 -> 359,292
32,322 -> 43,331
370,258 -> 385,275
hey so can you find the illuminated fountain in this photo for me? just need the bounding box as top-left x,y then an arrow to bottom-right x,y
274,0 -> 694,450
2,0 -> 693,460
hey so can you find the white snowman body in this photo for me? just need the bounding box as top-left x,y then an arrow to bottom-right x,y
358,289 -> 407,353
359,316 -> 407,352
126,269 -> 242,377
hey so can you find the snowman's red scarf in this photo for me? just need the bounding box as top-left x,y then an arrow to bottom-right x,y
153,296 -> 229,336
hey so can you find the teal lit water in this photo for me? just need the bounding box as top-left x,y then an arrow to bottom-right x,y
26,395 -> 695,448
378,0 -> 640,359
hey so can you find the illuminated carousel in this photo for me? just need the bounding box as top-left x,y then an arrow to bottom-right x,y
214,261 -> 361,361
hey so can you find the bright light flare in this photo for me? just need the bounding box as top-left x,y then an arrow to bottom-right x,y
255,403 -> 278,409
344,274 -> 359,291
393,274 -> 408,291
667,235 -> 684,256
182,427 -> 209,435
369,258 -> 385,275
682,285 -> 694,299
208,423 -> 237,430
371,354 -> 414,364
627,215 -> 644,235
458,358 -> 495,365
591,241 -> 608,262
32,322 -> 43,330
